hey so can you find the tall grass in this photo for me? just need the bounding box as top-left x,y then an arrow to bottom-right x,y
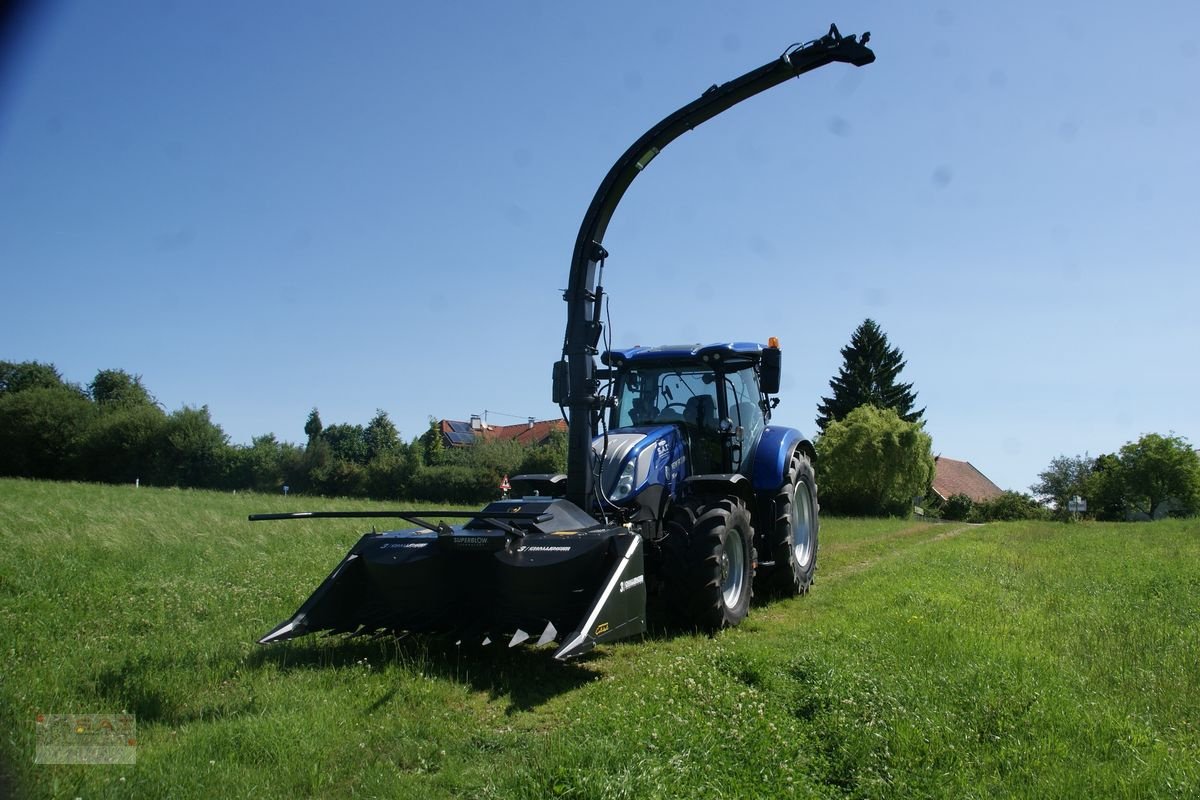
1,479 -> 1197,798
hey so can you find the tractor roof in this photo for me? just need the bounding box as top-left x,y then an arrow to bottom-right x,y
602,342 -> 765,368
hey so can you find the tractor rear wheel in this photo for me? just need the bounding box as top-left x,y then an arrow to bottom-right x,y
674,496 -> 755,631
763,449 -> 819,597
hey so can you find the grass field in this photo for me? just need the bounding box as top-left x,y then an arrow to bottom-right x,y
1,478 -> 1198,798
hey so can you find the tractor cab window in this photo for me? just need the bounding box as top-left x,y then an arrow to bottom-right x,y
614,366 -> 720,431
614,364 -> 724,472
725,366 -> 765,472
726,367 -> 765,445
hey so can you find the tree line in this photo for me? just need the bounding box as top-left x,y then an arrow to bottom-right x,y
1030,434 -> 1200,521
807,320 -> 1197,521
7,330 -> 1194,522
0,360 -> 565,504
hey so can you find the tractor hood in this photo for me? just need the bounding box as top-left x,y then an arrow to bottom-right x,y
592,424 -> 687,506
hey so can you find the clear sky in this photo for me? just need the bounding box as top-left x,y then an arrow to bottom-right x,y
2,1 -> 1197,494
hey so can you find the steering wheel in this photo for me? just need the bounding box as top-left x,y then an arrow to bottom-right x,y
652,402 -> 687,422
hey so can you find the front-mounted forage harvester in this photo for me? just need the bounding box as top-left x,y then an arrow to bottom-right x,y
252,25 -> 875,660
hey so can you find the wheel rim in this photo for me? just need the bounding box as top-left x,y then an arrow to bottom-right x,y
791,482 -> 814,569
720,528 -> 745,608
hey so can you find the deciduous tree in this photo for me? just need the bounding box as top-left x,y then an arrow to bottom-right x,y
1031,454 -> 1094,519
0,360 -> 76,396
89,369 -> 154,407
154,405 -> 230,488
77,403 -> 166,483
321,423 -> 369,465
816,404 -> 935,516
364,409 -> 400,461
1114,433 -> 1200,518
1085,453 -> 1126,521
0,385 -> 95,478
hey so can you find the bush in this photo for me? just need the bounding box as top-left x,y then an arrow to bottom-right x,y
408,464 -> 500,505
226,434 -> 302,494
365,449 -> 420,500
308,458 -> 369,498
969,491 -> 1049,522
941,493 -> 973,521
150,405 -> 230,488
77,403 -> 167,484
517,429 -> 567,475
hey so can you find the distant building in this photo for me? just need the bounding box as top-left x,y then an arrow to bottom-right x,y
931,456 -> 1003,503
439,415 -> 566,448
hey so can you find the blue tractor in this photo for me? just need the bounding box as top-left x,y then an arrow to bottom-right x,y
518,341 -> 819,630
253,26 -> 873,659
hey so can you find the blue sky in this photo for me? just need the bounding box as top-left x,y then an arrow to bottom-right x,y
2,1 -> 1197,493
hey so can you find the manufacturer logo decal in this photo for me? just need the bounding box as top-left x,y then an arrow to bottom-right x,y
518,545 -> 572,553
380,542 -> 430,549
594,622 -> 610,636
456,537 -> 489,547
619,575 -> 645,593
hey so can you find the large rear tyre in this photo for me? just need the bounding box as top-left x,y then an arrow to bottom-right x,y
764,449 -> 819,597
673,496 -> 755,631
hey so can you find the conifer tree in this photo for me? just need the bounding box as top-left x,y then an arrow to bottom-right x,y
303,408 -> 323,444
816,319 -> 924,432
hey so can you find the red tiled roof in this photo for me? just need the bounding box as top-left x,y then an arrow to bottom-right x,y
440,418 -> 565,447
932,456 -> 1003,503
478,419 -> 566,445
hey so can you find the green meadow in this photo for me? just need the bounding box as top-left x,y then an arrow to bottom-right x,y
1,478 -> 1197,798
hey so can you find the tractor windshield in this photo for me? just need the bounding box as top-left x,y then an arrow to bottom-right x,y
612,363 -> 767,474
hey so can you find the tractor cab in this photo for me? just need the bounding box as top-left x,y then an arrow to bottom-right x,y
602,342 -> 776,476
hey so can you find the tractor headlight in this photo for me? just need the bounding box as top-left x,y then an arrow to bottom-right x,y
610,459 -> 638,501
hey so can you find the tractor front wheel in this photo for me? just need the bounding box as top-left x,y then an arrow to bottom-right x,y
676,496 -> 755,631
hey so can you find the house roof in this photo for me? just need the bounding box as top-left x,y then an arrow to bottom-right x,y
439,418 -> 565,447
932,456 -> 1004,503
484,418 -> 566,445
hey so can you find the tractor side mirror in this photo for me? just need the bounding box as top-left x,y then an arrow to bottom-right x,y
760,346 -> 781,395
552,360 -> 569,405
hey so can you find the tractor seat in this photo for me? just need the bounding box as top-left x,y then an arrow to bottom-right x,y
684,395 -> 717,432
